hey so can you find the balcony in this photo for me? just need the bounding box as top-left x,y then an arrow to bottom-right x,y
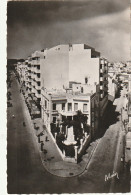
33,67 -> 40,73
28,66 -> 31,71
83,110 -> 89,114
59,110 -> 77,116
32,80 -> 35,86
28,77 -> 31,82
35,75 -> 41,81
35,83 -> 41,90
32,88 -> 35,93
35,93 -> 41,99
28,71 -> 31,76
52,110 -> 58,115
31,60 -> 40,66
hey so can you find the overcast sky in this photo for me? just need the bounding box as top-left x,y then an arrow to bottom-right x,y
7,0 -> 130,61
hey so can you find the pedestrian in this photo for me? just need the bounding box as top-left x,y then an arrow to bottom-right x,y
45,136 -> 48,142
41,142 -> 44,151
38,135 -> 41,143
12,114 -> 15,118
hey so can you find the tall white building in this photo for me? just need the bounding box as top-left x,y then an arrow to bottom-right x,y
40,44 -> 108,117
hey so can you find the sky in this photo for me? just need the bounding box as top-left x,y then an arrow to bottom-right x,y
7,0 -> 130,61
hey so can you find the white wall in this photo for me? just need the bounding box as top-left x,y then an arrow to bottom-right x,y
69,48 -> 100,85
40,44 -> 100,91
40,45 -> 69,90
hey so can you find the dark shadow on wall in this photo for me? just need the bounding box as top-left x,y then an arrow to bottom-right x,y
95,100 -> 120,140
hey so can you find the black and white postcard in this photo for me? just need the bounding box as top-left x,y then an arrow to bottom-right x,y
3,0 -> 131,194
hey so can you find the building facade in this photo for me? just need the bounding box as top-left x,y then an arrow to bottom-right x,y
40,44 -> 108,117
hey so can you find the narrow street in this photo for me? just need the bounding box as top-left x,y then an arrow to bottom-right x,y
7,73 -> 130,193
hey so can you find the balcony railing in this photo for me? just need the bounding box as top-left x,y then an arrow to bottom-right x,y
52,110 -> 58,114
60,110 -> 77,116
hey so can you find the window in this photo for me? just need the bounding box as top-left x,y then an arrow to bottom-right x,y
62,103 -> 65,111
53,103 -> 56,110
37,65 -> 40,70
83,104 -> 87,112
38,82 -> 41,86
37,73 -> 40,78
74,103 -> 78,111
53,117 -> 56,123
68,103 -> 72,111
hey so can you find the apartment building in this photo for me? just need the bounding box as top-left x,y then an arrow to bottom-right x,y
40,44 -> 108,117
16,50 -> 45,118
41,83 -> 100,138
16,61 -> 28,92
28,51 -> 44,106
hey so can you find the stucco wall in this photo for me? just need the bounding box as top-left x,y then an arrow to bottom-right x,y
69,48 -> 100,85
40,45 -> 69,90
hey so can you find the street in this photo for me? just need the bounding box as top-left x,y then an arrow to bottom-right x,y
7,73 -> 129,193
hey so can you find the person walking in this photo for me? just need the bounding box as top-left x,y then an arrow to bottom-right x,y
41,142 -> 44,151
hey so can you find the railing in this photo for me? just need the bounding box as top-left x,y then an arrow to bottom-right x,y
60,110 -> 77,116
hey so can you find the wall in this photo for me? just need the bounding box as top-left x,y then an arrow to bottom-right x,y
78,134 -> 91,159
40,44 -> 100,91
69,46 -> 100,85
40,45 -> 69,90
